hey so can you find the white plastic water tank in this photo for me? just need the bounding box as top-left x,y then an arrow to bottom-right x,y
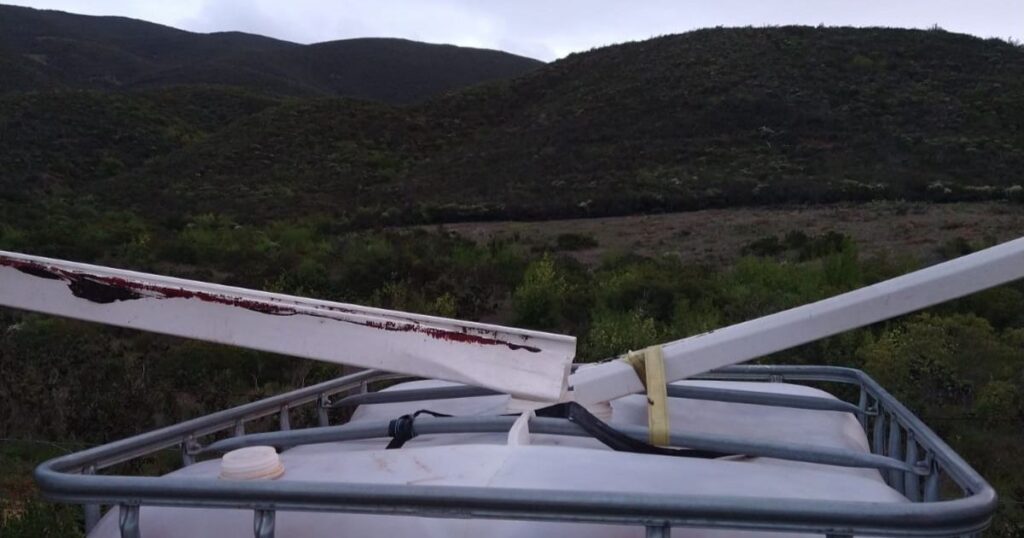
88,380 -> 902,538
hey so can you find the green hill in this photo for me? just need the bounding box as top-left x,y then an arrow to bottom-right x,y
2,22 -> 1023,225
75,26 -> 1023,224
0,5 -> 543,101
0,87 -> 280,201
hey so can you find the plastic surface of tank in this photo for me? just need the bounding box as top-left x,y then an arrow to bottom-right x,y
89,380 -> 903,538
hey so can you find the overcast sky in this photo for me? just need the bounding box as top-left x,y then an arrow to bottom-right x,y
7,0 -> 1023,61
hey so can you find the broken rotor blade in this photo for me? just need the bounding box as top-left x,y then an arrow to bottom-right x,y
571,236 -> 1024,404
0,250 -> 575,401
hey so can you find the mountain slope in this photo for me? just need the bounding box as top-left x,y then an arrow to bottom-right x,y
417,26 -> 1024,212
99,26 -> 1024,222
0,5 -> 543,102
0,87 -> 280,201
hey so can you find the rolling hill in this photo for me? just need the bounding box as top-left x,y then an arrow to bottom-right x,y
0,5 -> 543,101
86,26 -> 1024,224
1,9 -> 1023,226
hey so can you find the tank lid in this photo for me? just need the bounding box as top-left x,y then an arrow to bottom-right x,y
219,446 -> 284,480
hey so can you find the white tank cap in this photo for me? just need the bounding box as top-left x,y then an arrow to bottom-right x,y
219,446 -> 285,480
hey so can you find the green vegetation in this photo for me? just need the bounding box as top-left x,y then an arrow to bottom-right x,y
2,26 -> 1024,225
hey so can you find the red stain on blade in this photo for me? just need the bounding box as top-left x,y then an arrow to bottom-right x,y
2,255 -> 541,352
361,320 -> 541,352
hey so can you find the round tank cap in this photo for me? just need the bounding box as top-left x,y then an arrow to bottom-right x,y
219,446 -> 284,480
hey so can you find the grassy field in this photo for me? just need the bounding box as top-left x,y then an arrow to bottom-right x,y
438,201 -> 1024,265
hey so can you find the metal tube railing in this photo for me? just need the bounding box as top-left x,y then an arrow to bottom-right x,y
201,414 -> 918,475
33,365 -> 997,538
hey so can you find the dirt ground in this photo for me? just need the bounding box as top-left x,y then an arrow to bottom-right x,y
435,201 -> 1024,266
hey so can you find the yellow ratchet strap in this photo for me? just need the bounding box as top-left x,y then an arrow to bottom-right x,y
623,345 -> 669,446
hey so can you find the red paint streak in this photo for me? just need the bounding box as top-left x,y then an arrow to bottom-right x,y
361,320 -> 540,352
2,255 -> 541,352
103,276 -> 297,316
0,256 -> 53,274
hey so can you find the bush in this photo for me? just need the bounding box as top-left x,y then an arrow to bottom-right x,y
553,233 -> 599,251
512,255 -> 570,330
859,314 -> 1020,414
741,235 -> 785,257
581,308 -> 661,360
975,380 -> 1020,425
0,499 -> 83,538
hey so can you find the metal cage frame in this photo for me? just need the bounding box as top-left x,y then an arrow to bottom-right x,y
35,365 -> 997,538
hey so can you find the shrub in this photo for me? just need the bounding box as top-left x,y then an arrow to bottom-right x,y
581,308 -> 661,360
975,380 -> 1020,425
0,499 -> 83,538
741,235 -> 785,257
553,233 -> 599,251
512,255 -> 569,330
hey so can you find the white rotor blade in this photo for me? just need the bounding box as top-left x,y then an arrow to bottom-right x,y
571,236 -> 1024,404
0,250 -> 575,401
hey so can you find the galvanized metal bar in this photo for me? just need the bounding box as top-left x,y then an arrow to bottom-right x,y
857,388 -> 869,428
329,381 -> 865,416
679,364 -> 999,495
254,509 -> 275,538
872,409 -> 887,456
888,416 -> 904,490
234,420 -> 246,437
316,394 -> 330,427
82,465 -> 100,533
645,522 -> 670,537
180,436 -> 199,467
694,366 -> 861,385
905,434 -> 922,502
202,415 -> 919,475
330,385 -> 499,408
850,369 -> 992,500
118,504 -> 140,538
925,459 -> 942,502
203,421 -> 392,454
667,384 -> 864,415
34,467 -> 997,537
32,366 -> 999,537
278,405 -> 290,431
36,369 -> 389,473
84,502 -> 101,533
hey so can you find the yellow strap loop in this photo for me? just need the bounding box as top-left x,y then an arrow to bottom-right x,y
624,345 -> 670,446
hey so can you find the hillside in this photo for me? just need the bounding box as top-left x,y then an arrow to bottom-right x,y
3,21 -> 1023,224
0,87 -> 281,201
67,26 -> 1022,224
0,5 -> 543,102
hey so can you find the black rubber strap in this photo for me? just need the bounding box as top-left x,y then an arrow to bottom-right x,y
535,402 -> 734,459
385,410 -> 452,449
384,403 -> 735,459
